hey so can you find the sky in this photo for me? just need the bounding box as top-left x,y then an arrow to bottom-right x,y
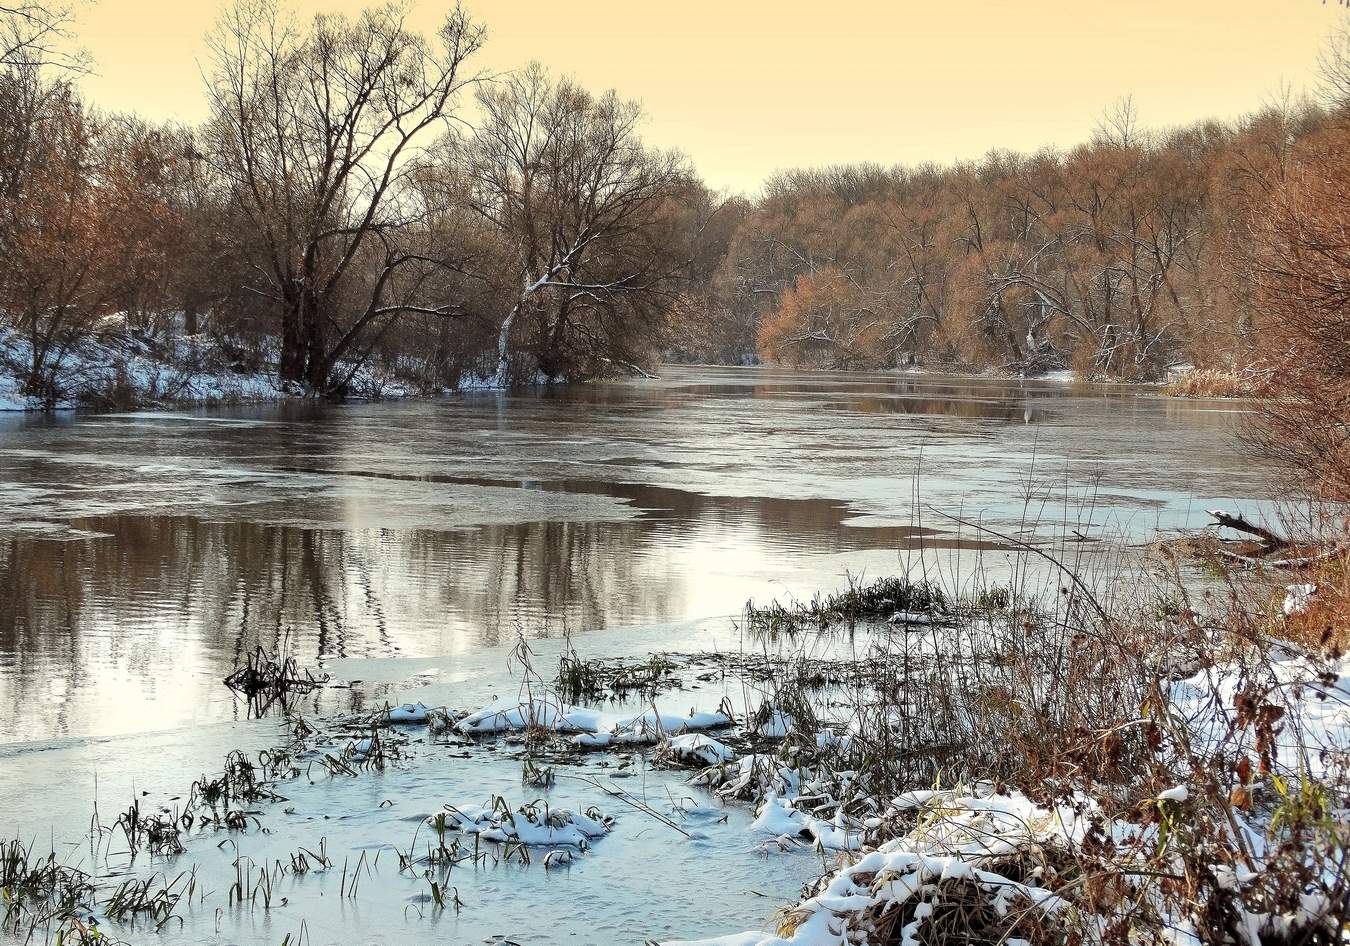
71,0 -> 1347,194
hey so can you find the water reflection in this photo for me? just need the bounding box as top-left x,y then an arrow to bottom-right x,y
0,487 -> 937,740
0,365 -> 1269,744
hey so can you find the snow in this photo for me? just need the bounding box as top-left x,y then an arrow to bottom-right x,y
438,801 -> 612,848
1283,583 -> 1317,617
751,793 -> 861,852
680,639 -> 1350,946
755,709 -> 794,738
663,733 -> 735,766
0,323 -> 496,412
675,788 -> 1074,946
386,702 -> 437,723
456,691 -> 732,740
0,372 -> 37,412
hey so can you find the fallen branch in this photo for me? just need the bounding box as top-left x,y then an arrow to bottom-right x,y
1216,544 -> 1347,569
1206,509 -> 1287,551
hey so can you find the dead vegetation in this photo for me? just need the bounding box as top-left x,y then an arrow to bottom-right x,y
1163,366 -> 1271,398
679,534 -> 1350,946
555,651 -> 680,703
223,645 -> 327,716
742,575 -> 960,635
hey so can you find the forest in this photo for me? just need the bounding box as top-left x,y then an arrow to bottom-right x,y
0,0 -> 1348,408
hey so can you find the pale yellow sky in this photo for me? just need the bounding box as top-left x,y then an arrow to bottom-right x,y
71,0 -> 1345,193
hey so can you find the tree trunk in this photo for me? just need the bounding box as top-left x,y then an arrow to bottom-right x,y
493,303 -> 519,388
278,292 -> 305,385
539,297 -> 573,379
301,292 -> 327,395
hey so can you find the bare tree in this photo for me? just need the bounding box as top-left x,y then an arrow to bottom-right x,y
1320,19 -> 1350,109
1,1 -> 80,71
452,63 -> 692,385
1249,123 -> 1350,499
203,0 -> 483,395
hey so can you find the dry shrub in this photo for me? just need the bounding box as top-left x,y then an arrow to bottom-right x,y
756,268 -> 889,369
1249,121 -> 1350,500
713,547 -> 1350,946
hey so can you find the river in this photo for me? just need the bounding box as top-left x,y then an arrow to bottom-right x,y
0,365 -> 1270,945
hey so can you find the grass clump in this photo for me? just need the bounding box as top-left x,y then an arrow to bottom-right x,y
555,651 -> 679,702
0,840 -> 100,942
223,645 -> 327,715
744,574 -> 952,634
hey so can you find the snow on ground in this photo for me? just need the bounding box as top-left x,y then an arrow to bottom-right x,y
0,324 -> 499,411
1283,583 -> 1317,616
670,787 -> 1083,946
0,375 -> 36,411
674,640 -> 1350,946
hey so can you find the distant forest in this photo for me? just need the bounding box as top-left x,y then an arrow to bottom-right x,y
1,1 -> 1348,405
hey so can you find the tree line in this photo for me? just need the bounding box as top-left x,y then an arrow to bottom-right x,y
0,1 -> 1347,406
680,94 -> 1347,380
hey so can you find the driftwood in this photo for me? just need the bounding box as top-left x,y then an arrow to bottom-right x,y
1216,544 -> 1347,569
1206,509 -> 1346,569
1205,509 -> 1287,551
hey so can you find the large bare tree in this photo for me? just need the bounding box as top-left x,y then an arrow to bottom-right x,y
203,0 -> 483,395
452,63 -> 693,386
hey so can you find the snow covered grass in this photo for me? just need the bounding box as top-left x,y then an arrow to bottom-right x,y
658,733 -> 736,768
668,553 -> 1350,946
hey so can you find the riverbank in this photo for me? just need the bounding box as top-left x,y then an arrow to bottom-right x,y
1,334 -> 1262,414
0,325 -> 450,412
662,560 -> 1350,946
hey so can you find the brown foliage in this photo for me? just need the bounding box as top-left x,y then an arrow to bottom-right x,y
757,267 -> 889,368
1249,121 -> 1350,500
724,101 -> 1333,379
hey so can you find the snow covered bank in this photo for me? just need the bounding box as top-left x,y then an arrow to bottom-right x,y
0,324 -> 498,411
669,780 -> 1345,946
666,567 -> 1350,946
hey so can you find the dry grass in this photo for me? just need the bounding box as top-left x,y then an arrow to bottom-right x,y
700,539 -> 1350,946
1163,366 -> 1271,398
1274,559 -> 1350,653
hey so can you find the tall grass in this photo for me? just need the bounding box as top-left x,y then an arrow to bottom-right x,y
1163,366 -> 1271,398
691,528 -> 1350,945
